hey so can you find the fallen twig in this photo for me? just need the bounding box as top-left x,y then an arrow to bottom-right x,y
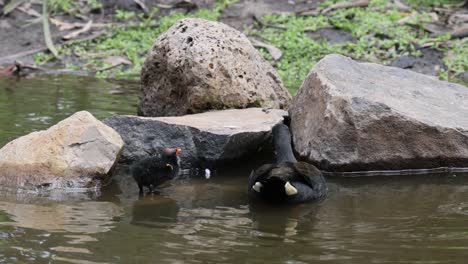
156,0 -> 198,11
295,8 -> 320,16
62,20 -> 93,40
322,0 -> 369,14
60,30 -> 106,46
0,47 -> 48,64
422,22 -> 468,39
423,23 -> 450,34
15,60 -> 45,71
448,13 -> 468,26
397,12 -> 419,25
253,15 -> 320,32
393,0 -> 411,12
252,15 -> 288,30
50,17 -> 113,31
94,62 -> 128,73
249,38 -> 282,61
2,0 -> 28,15
134,0 -> 149,13
18,4 -> 41,17
417,40 -> 450,49
446,24 -> 468,39
50,17 -> 77,31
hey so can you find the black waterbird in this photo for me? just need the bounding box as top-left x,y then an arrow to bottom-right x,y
131,147 -> 182,194
248,124 -> 327,203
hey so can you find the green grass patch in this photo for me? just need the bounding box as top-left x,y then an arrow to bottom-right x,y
440,39 -> 468,80
249,0 -> 466,93
47,0 -> 102,15
35,0 -> 466,93
35,0 -> 237,79
404,0 -> 463,7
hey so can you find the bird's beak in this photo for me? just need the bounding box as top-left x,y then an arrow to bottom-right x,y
166,163 -> 174,170
252,182 -> 263,192
284,181 -> 298,196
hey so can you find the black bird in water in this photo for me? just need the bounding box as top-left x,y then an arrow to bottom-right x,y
248,124 -> 327,204
131,147 -> 182,194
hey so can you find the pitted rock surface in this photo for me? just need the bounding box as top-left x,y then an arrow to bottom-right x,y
139,18 -> 291,117
290,54 -> 468,172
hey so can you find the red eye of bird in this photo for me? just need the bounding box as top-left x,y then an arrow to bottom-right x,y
176,148 -> 182,155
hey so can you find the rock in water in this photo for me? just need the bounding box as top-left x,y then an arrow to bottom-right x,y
138,18 -> 291,117
289,54 -> 468,172
0,111 -> 124,189
104,108 -> 287,167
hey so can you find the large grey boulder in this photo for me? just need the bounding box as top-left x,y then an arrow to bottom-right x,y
104,108 -> 287,167
290,54 -> 468,172
0,111 -> 124,189
138,18 -> 291,117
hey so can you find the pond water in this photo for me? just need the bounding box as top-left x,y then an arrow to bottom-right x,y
2,75 -> 468,263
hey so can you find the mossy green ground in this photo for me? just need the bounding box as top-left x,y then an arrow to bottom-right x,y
36,0 -> 467,94
251,0 -> 467,92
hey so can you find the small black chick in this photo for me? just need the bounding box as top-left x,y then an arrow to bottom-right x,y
130,147 -> 182,194
248,124 -> 327,204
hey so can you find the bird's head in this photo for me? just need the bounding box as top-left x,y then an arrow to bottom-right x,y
163,147 -> 182,156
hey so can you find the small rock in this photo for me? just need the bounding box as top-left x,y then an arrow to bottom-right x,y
290,54 -> 468,172
104,108 -> 287,167
0,111 -> 124,189
389,48 -> 445,76
390,55 -> 417,69
457,71 -> 468,83
139,18 -> 291,117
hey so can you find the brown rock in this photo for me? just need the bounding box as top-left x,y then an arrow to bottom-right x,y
290,54 -> 468,172
139,18 -> 291,117
0,111 -> 124,189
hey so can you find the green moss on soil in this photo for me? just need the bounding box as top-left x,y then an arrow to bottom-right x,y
250,0 -> 467,93
35,0 -> 467,94
35,0 -> 237,79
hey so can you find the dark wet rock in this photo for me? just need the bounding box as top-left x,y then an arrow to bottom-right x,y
390,48 -> 445,76
457,71 -> 468,83
139,18 -> 291,117
389,55 -> 417,69
0,111 -> 124,189
307,28 -> 356,44
289,54 -> 468,172
104,108 -> 287,168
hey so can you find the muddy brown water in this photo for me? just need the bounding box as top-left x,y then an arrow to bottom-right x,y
2,75 -> 468,263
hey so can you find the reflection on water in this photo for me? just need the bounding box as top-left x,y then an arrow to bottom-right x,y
2,167 -> 468,263
3,75 -> 468,263
0,74 -> 138,147
0,201 -> 123,233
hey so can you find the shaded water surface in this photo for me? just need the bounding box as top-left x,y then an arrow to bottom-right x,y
0,74 -> 138,147
2,75 -> 468,263
2,170 -> 468,263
